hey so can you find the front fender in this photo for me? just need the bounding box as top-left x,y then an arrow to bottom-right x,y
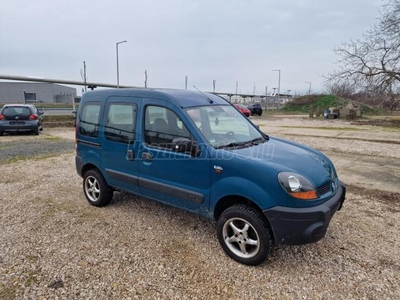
210,176 -> 275,212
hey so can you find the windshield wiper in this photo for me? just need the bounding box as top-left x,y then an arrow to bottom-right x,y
248,137 -> 265,145
215,141 -> 248,149
215,136 -> 268,150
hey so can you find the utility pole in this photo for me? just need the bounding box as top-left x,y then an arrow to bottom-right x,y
265,86 -> 268,111
235,81 -> 238,103
145,70 -> 148,88
272,69 -> 281,109
272,87 -> 277,109
80,61 -> 87,93
185,76 -> 188,90
305,82 -> 312,95
213,79 -> 216,93
83,61 -> 87,92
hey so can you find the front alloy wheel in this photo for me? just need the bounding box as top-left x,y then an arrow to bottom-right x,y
217,204 -> 272,265
222,217 -> 260,259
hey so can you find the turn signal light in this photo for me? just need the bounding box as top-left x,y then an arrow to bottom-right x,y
290,190 -> 318,199
29,114 -> 38,120
0,114 -> 4,120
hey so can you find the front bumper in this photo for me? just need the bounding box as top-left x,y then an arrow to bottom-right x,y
263,181 -> 346,245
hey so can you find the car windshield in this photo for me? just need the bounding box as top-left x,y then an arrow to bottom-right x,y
186,105 -> 266,149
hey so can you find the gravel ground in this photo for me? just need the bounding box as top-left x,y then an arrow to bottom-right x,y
0,134 -> 74,163
1,122 -> 399,299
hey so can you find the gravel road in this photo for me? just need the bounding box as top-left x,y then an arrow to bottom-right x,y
1,121 -> 399,299
0,135 -> 73,163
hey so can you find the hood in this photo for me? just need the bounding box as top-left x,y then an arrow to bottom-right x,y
231,136 -> 334,186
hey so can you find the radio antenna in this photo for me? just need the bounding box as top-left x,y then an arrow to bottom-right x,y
193,86 -> 213,104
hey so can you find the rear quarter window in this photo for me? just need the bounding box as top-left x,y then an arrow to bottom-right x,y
79,103 -> 101,138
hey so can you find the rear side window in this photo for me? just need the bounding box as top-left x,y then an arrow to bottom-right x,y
79,103 -> 101,138
144,106 -> 191,149
105,103 -> 137,143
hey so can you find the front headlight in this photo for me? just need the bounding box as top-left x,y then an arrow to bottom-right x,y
278,172 -> 318,200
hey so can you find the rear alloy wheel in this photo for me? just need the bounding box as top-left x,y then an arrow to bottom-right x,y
217,204 -> 272,265
83,169 -> 113,207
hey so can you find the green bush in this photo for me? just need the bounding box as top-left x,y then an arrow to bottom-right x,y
281,95 -> 384,115
281,95 -> 342,113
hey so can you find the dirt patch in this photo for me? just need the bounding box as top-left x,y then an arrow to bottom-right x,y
347,185 -> 400,206
352,119 -> 400,128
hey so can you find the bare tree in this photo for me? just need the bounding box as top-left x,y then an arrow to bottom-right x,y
326,0 -> 400,110
325,81 -> 356,98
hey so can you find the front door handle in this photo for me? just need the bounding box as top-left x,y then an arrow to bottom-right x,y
142,152 -> 153,161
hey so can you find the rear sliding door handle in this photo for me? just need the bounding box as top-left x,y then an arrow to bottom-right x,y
126,150 -> 135,161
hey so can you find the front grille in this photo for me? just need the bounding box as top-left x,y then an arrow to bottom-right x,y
317,181 -> 331,196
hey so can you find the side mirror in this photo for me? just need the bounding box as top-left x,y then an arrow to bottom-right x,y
172,138 -> 200,156
38,110 -> 44,115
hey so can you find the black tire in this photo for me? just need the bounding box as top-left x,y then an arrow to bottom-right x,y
217,204 -> 272,265
34,128 -> 39,135
83,169 -> 113,207
0,131 -> 3,136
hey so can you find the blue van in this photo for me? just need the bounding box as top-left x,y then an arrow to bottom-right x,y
75,88 -> 345,265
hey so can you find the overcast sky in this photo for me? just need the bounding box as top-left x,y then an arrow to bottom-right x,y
0,0 -> 383,96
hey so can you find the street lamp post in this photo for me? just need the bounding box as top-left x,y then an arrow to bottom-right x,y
305,81 -> 311,95
116,40 -> 127,88
272,70 -> 281,109
272,87 -> 277,109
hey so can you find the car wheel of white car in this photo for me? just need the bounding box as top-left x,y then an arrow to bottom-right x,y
217,204 -> 272,265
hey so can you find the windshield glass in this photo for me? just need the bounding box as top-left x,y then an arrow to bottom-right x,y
186,105 -> 265,149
